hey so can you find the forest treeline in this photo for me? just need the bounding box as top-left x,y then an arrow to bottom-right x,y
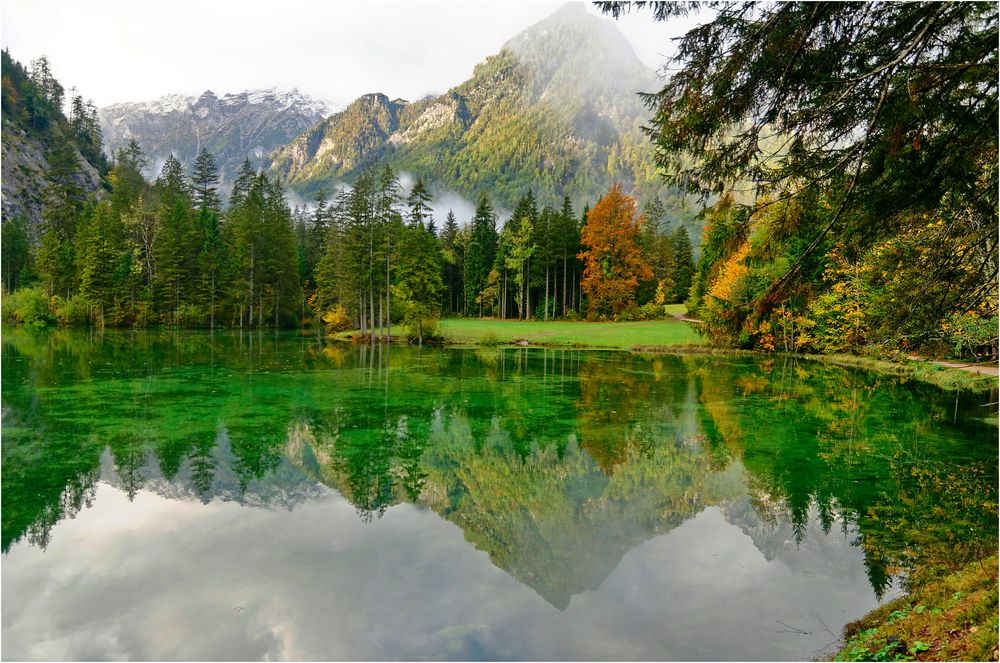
1,52 -> 696,340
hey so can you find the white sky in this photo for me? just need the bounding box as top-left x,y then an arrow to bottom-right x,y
0,0 -> 698,108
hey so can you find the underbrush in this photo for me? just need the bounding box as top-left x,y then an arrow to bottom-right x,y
834,556 -> 998,662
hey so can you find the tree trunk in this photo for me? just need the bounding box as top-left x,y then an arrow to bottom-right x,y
562,250 -> 567,318
386,251 -> 391,343
544,265 -> 550,321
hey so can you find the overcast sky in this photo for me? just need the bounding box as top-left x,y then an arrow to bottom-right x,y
1,0 -> 699,108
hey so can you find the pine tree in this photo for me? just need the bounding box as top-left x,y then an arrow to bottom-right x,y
2,215 -> 32,291
464,193 -> 498,317
558,195 -> 579,318
36,139 -> 87,297
671,225 -> 695,304
191,149 -> 221,214
406,177 -> 432,227
77,201 -> 128,325
394,222 -> 444,344
440,210 -> 462,315
154,154 -> 198,320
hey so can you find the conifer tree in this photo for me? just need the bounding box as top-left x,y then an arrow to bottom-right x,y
191,149 -> 221,214
2,215 -> 32,291
36,139 -> 87,297
406,177 -> 433,227
439,210 -> 462,315
671,225 -> 695,303
394,222 -> 444,344
464,193 -> 498,317
154,154 -> 198,320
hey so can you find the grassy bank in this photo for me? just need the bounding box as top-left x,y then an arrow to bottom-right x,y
808,353 -> 998,393
437,314 -> 703,349
833,556 -> 998,661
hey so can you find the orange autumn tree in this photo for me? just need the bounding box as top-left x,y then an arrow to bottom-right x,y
578,183 -> 653,318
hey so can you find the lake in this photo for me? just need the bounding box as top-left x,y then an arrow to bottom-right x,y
2,328 -> 996,661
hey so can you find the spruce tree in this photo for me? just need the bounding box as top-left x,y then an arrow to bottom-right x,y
191,149 -> 221,214
440,210 -> 461,315
464,193 -> 498,317
671,226 -> 695,304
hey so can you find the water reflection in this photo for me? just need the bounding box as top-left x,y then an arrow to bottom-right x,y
2,328 -> 997,660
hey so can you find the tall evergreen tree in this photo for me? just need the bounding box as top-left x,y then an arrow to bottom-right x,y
191,149 -> 221,214
671,225 -> 695,304
36,139 -> 87,297
2,215 -> 32,291
154,154 -> 198,319
406,177 -> 433,227
439,210 -> 462,315
464,193 -> 498,317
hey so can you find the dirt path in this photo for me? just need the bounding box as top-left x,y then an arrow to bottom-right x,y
671,312 -> 703,324
907,355 -> 999,376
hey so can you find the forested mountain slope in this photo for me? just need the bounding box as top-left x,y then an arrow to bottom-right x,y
270,3 -> 675,210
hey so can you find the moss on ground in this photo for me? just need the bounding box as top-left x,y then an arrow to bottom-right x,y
833,556 -> 998,662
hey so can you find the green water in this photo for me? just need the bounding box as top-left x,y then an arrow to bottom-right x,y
2,328 -> 996,661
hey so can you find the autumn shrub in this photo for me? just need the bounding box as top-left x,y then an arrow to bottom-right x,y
321,305 -> 353,332
132,300 -> 157,329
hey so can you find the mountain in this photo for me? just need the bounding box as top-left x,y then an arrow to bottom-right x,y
270,3 -> 670,210
98,88 -> 333,194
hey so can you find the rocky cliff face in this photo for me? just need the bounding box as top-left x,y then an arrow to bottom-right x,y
271,93 -> 408,182
98,88 -> 332,194
269,3 -> 666,209
1,119 -> 103,229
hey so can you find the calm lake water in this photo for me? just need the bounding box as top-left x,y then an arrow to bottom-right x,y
2,328 -> 996,661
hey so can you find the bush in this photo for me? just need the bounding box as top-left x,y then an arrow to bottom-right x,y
1,287 -> 55,327
172,303 -> 206,328
406,312 -> 439,343
638,302 -> 666,320
939,313 -> 999,360
321,305 -> 353,332
132,300 -> 157,329
479,331 -> 501,346
52,295 -> 91,326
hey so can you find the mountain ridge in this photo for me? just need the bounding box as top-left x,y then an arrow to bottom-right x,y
98,87 -> 334,192
269,3 -> 669,209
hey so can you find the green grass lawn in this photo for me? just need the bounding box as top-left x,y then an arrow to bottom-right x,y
437,316 -> 703,349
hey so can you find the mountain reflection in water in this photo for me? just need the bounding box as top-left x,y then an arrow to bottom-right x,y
2,328 -> 996,660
